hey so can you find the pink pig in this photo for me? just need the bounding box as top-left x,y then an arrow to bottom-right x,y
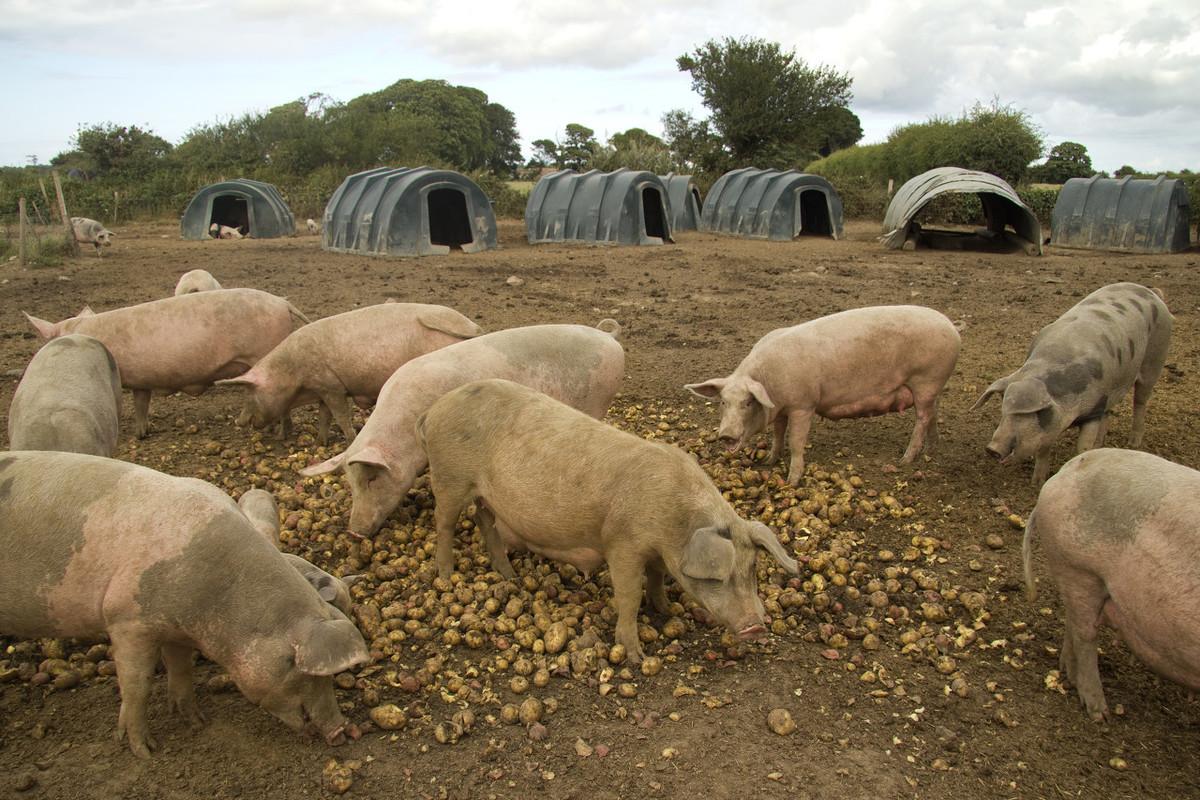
1024,448 -> 1200,722
23,288 -> 309,438
686,306 -> 960,483
0,451 -> 369,757
301,321 -> 624,539
218,302 -> 482,444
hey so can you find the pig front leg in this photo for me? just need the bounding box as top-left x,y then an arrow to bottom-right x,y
132,389 -> 152,438
161,643 -> 206,729
785,412 -> 814,485
645,561 -> 671,615
110,627 -> 162,758
764,414 -> 788,465
1032,445 -> 1054,487
1076,416 -> 1106,453
474,506 -> 516,579
1130,377 -> 1157,448
609,553 -> 648,663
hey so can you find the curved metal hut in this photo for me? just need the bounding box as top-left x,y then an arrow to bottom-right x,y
659,173 -> 703,232
700,168 -> 844,240
322,167 -> 497,257
1050,175 -> 1191,253
524,168 -> 673,245
180,178 -> 294,239
881,167 -> 1042,254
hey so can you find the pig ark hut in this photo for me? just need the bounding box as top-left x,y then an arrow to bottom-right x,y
322,167 -> 498,257
659,173 -> 703,232
700,168 -> 845,240
180,179 -> 295,240
1050,175 -> 1192,254
524,169 -> 673,245
881,167 -> 1043,254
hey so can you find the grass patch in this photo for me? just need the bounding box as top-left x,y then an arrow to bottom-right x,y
0,226 -> 73,268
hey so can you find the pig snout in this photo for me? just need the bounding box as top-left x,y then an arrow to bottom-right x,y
737,622 -> 768,640
718,434 -> 741,451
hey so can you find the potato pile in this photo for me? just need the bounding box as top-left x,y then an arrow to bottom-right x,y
0,400 -> 1011,740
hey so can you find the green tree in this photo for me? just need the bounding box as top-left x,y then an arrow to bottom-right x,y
561,123 -> 598,171
590,128 -> 676,173
529,139 -> 561,169
65,123 -> 172,179
676,36 -> 856,167
661,109 -> 728,176
1114,164 -> 1138,177
1031,141 -> 1095,184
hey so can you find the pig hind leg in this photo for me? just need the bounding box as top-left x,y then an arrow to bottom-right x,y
1130,370 -> 1164,449
902,389 -> 939,463
474,505 -> 516,579
318,392 -> 358,444
161,643 -> 206,729
110,626 -> 163,757
132,390 -> 152,438
1056,568 -> 1112,722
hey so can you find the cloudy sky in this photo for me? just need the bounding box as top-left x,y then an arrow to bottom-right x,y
1,0 -> 1196,173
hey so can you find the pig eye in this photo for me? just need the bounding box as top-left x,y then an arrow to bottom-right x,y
743,398 -> 754,408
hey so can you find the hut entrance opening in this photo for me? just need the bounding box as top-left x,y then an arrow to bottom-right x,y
210,195 -> 249,235
428,188 -> 474,249
642,187 -> 667,241
797,189 -> 833,237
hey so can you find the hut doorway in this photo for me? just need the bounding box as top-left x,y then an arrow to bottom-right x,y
642,187 -> 667,241
797,189 -> 833,237
210,195 -> 250,235
428,188 -> 474,249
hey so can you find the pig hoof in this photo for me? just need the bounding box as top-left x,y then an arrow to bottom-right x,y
345,723 -> 362,741
128,735 -> 158,759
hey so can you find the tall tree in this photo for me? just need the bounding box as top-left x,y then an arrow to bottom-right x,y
676,37 -> 857,167
561,124 -> 598,171
530,139 -> 562,169
65,123 -> 172,179
1033,141 -> 1094,183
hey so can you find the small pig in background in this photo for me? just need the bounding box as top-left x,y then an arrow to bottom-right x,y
174,269 -> 223,295
417,379 -> 799,662
300,321 -> 624,540
974,282 -> 1172,484
237,489 -> 360,616
0,452 -> 369,757
70,216 -> 114,257
209,223 -> 244,239
8,334 -> 122,456
306,218 -> 320,235
1024,448 -> 1200,721
218,302 -> 483,445
686,306 -> 960,484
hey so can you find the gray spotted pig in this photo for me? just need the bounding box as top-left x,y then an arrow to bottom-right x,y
974,282 -> 1172,484
416,379 -> 799,662
8,334 -> 122,456
1024,448 -> 1200,721
0,452 -> 369,757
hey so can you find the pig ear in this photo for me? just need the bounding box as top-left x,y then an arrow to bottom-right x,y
216,373 -> 259,388
680,526 -> 736,581
970,375 -> 1013,411
77,305 -> 96,317
685,379 -> 726,400
299,452 -> 347,477
340,574 -> 365,588
346,446 -> 391,473
745,379 -> 775,410
747,522 -> 798,574
316,579 -> 340,603
1002,378 -> 1055,414
23,312 -> 58,339
293,617 -> 369,676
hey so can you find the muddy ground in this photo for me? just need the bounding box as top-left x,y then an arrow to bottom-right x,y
1,219 -> 1199,799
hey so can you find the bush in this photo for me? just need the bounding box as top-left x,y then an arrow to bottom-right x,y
1018,187 -> 1060,227
469,172 -> 527,218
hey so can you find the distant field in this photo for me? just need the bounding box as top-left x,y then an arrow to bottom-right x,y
506,180 -> 535,195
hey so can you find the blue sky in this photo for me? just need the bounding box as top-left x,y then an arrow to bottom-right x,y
2,0 -> 1197,173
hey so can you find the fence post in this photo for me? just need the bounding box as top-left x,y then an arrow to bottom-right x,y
52,170 -> 80,257
18,197 -> 28,267
887,178 -> 894,197
39,179 -> 53,220
113,191 -> 119,225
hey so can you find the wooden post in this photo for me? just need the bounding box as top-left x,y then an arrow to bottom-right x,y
887,178 -> 895,197
51,170 -> 79,257
38,179 -> 53,220
18,197 -> 28,267
113,191 -> 119,225
30,199 -> 46,225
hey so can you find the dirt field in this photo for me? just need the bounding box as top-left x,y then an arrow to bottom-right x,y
2,218 -> 1199,799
